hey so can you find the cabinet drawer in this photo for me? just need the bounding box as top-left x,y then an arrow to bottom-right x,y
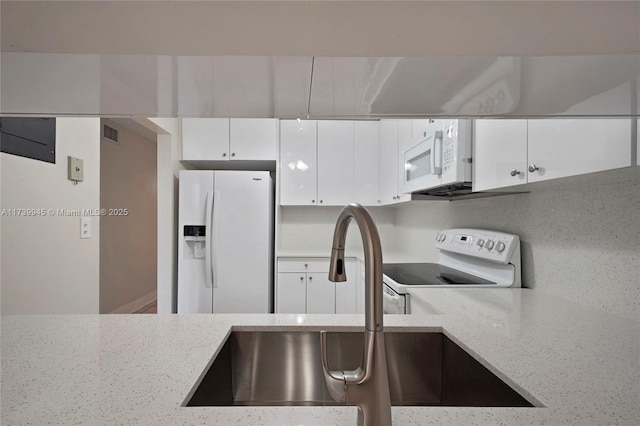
277,257 -> 356,273
278,258 -> 329,273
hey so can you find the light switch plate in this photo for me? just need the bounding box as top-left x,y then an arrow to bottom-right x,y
68,156 -> 84,182
80,217 -> 91,239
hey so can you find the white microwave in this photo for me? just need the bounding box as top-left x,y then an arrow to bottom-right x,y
402,119 -> 472,195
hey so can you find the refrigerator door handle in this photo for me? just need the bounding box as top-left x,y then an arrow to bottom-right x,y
205,191 -> 214,289
211,190 -> 220,289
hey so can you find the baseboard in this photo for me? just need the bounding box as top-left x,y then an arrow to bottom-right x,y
110,290 -> 157,314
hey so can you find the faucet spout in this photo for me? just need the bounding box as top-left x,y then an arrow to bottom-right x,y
321,203 -> 392,426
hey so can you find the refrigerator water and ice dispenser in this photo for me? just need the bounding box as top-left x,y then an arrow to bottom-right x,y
183,225 -> 206,259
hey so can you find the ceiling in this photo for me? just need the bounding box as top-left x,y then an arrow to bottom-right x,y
1,1 -> 639,118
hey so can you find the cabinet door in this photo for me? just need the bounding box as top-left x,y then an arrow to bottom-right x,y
527,119 -> 632,183
354,121 -> 380,206
230,118 -> 277,160
317,120 -> 354,206
306,273 -> 335,314
280,120 -> 318,205
276,273 -> 306,313
182,118 -> 230,160
378,120 -> 399,205
473,119 -> 527,191
335,259 -> 357,314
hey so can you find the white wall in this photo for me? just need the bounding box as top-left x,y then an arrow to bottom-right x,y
99,120 -> 157,314
278,206 -> 400,261
1,117 -> 100,314
145,117 -> 187,314
392,168 -> 640,321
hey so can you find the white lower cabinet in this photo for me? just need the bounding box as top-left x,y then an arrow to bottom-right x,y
306,273 -> 335,314
276,258 -> 357,314
276,273 -> 308,314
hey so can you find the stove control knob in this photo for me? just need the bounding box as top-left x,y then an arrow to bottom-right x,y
476,239 -> 485,247
496,242 -> 506,253
485,240 -> 495,250
440,234 -> 446,242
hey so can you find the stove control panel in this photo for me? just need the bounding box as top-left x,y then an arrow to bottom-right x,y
434,228 -> 519,264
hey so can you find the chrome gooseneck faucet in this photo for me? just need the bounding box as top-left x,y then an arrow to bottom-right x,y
320,203 -> 392,426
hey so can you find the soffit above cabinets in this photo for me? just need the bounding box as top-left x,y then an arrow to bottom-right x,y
308,55 -> 640,118
0,53 -> 638,117
0,54 -> 313,118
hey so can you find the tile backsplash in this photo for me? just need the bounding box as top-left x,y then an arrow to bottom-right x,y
393,169 -> 639,321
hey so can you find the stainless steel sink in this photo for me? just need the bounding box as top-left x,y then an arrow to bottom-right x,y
185,330 -> 534,407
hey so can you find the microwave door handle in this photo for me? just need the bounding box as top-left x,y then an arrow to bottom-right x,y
433,130 -> 443,176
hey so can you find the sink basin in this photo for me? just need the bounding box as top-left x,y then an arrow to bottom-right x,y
185,330 -> 534,407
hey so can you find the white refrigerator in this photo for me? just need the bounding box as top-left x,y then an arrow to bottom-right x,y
178,170 -> 274,314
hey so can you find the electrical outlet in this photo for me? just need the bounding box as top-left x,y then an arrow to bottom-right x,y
80,217 -> 91,239
68,156 -> 84,182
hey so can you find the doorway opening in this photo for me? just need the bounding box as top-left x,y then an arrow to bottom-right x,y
99,118 -> 158,314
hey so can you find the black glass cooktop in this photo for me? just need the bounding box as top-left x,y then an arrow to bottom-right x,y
383,263 -> 496,286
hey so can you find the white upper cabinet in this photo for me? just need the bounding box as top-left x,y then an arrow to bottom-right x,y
182,118 -> 229,160
280,120 -> 318,206
182,118 -> 277,161
317,120 -> 355,206
229,118 -> 277,160
474,118 -> 633,191
473,119 -> 528,191
526,119 -> 632,182
378,120 -> 399,205
354,121 -> 380,206
378,119 -> 411,205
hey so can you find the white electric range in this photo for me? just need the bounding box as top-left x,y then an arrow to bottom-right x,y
383,228 -> 521,314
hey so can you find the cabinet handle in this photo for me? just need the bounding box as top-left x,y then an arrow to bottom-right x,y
308,276 -> 313,281
222,153 -> 227,157
300,276 -> 304,281
231,152 -> 236,157
311,199 -> 315,204
319,200 -> 323,204
304,263 -> 308,269
510,169 -> 521,176
528,164 -> 540,173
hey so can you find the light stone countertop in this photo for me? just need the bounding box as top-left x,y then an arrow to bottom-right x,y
1,288 -> 638,425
